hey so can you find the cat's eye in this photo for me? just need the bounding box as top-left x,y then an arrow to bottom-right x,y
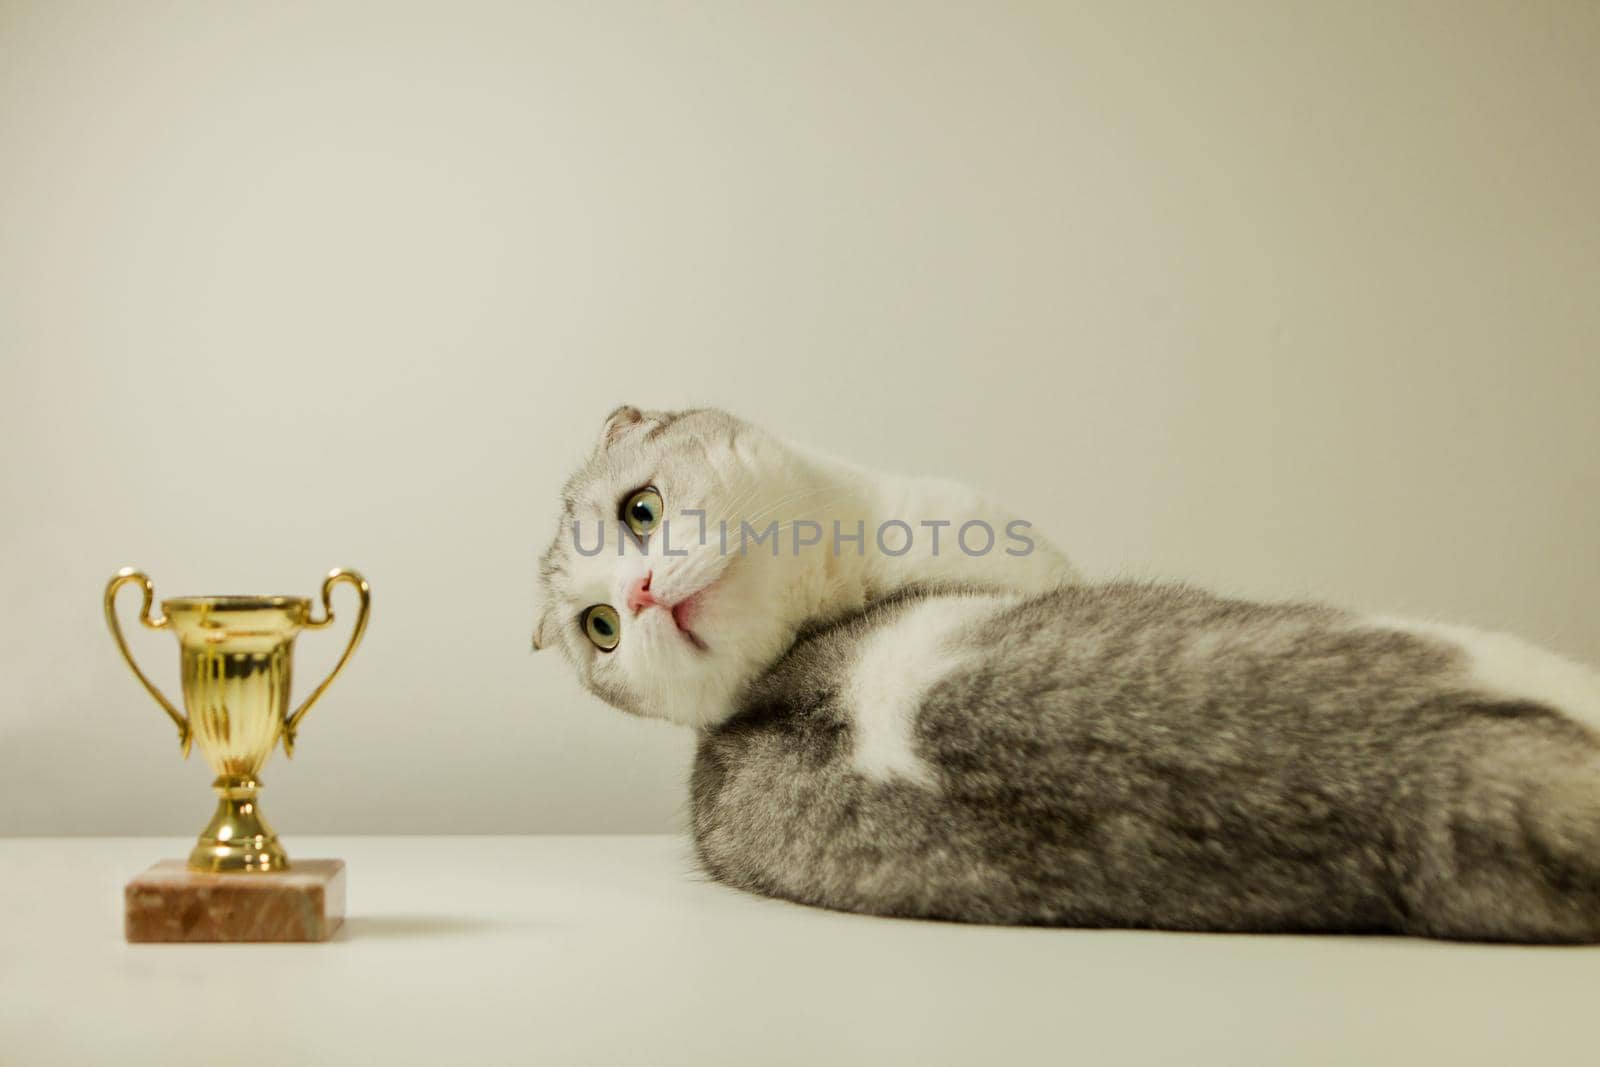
620,486 -> 664,537
582,604 -> 621,651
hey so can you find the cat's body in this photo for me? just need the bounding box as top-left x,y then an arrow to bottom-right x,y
535,405 -> 1600,942
693,583 -> 1600,941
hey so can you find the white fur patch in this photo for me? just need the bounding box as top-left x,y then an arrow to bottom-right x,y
846,595 -> 1013,786
1371,616 -> 1600,735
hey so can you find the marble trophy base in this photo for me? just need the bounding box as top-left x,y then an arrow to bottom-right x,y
125,859 -> 346,943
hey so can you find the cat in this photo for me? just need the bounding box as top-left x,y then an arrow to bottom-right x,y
533,405 -> 1600,941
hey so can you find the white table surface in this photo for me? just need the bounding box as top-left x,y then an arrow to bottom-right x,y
1,835 -> 1596,1066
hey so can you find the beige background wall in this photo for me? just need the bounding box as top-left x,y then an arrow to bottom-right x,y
2,1 -> 1596,836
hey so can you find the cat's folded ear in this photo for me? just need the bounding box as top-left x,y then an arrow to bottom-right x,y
598,404 -> 645,450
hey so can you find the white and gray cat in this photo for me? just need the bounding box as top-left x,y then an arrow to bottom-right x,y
534,405 -> 1600,941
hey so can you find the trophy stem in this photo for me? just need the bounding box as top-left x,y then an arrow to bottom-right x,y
189,774 -> 291,873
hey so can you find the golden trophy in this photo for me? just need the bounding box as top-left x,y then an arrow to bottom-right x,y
105,567 -> 370,942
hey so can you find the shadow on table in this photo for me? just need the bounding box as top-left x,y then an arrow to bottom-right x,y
339,915 -> 512,941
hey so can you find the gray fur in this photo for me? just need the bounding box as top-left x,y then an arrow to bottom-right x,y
693,583 -> 1600,942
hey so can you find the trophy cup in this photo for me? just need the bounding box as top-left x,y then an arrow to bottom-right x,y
105,567 -> 370,942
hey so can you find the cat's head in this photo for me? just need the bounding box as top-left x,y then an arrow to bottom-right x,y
532,405 -> 837,728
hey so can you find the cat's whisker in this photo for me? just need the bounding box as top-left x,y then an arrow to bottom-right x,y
736,484 -> 848,526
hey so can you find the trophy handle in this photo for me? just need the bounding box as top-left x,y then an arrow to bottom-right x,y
283,568 -> 371,757
103,568 -> 192,756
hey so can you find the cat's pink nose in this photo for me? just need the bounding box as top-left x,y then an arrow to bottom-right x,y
626,572 -> 657,615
